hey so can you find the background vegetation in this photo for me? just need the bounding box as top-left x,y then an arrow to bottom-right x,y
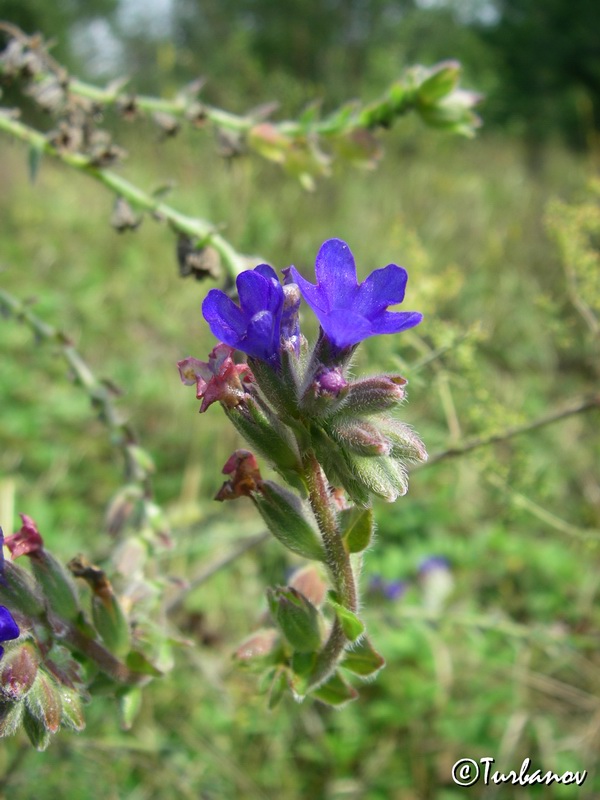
1,0 -> 599,797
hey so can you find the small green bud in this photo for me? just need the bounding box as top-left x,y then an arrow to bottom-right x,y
253,482 -> 325,561
345,453 -> 408,502
379,419 -> 428,464
328,417 -> 390,457
59,686 -> 85,731
267,587 -> 322,652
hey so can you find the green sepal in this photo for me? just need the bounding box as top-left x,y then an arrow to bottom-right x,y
327,592 -> 365,642
311,670 -> 358,707
25,673 -> 62,735
309,425 -> 372,507
341,636 -> 386,679
247,357 -> 299,419
59,686 -> 86,731
0,698 -> 24,737
267,587 -> 322,653
23,706 -> 51,751
118,686 -> 142,730
340,507 -> 374,554
346,453 -> 408,502
254,482 -> 325,561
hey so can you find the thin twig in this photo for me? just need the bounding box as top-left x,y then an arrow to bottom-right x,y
165,531 -> 270,614
423,393 -> 600,467
0,113 -> 249,282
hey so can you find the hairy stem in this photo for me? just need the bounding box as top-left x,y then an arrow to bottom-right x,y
302,450 -> 357,688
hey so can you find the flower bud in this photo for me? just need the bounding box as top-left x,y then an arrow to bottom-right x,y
379,419 -> 428,464
328,417 -> 390,457
235,628 -> 279,662
345,454 -> 409,502
267,587 -> 322,652
288,565 -> 327,607
0,642 -> 40,701
300,366 -> 349,417
340,375 -> 407,416
253,482 -> 325,561
59,686 -> 85,731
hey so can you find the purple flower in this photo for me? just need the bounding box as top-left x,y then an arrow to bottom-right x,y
290,239 -> 422,350
0,606 -> 20,660
202,265 -> 284,366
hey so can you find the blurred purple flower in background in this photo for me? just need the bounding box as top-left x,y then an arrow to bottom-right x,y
290,238 -> 422,350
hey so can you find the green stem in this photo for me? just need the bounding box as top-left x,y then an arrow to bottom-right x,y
0,113 -> 248,281
302,450 -> 357,688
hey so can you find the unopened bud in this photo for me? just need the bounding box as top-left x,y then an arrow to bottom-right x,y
235,628 -> 279,661
288,565 -> 327,607
29,550 -> 81,622
341,375 -> 407,416
346,453 -> 409,502
329,417 -> 390,456
380,419 -> 428,464
267,587 -> 322,652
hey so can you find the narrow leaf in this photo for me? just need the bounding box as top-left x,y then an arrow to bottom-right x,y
327,593 -> 365,642
341,636 -> 385,678
311,671 -> 358,707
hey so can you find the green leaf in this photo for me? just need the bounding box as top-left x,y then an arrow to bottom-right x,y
311,671 -> 358,707
125,651 -> 163,677
341,636 -> 385,678
340,507 -> 374,553
327,592 -> 365,642
23,707 -> 51,751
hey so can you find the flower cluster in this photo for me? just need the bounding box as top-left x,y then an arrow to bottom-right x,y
179,239 -> 426,706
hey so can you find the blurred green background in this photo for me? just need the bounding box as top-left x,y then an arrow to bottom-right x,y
1,0 -> 599,797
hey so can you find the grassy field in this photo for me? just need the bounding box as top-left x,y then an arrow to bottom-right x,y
1,120 -> 599,798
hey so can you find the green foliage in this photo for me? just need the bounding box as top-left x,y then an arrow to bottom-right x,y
0,25 -> 599,793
